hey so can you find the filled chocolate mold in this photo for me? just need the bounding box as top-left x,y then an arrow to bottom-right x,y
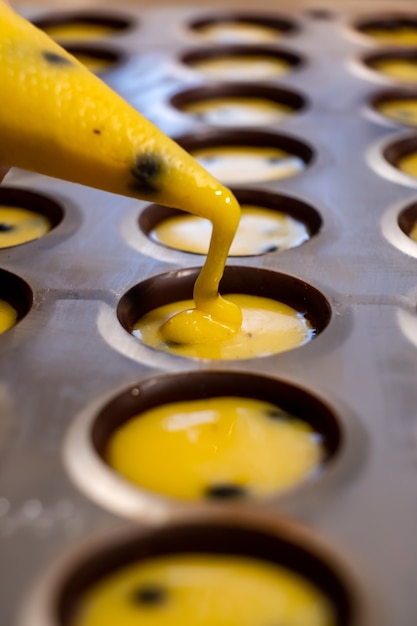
187,12 -> 298,43
140,187 -> 321,256
60,44 -> 127,75
19,516 -> 367,626
360,49 -> 417,84
353,13 -> 417,46
368,88 -> 417,127
0,269 -> 32,334
33,11 -> 134,41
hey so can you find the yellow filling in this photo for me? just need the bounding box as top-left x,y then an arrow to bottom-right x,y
70,553 -> 336,626
133,293 -> 314,360
191,146 -> 305,185
71,53 -> 114,74
107,396 -> 324,500
397,151 -> 417,177
182,97 -> 294,126
190,55 -> 292,80
0,206 -> 51,248
409,221 -> 417,240
372,58 -> 417,82
0,299 -> 18,334
377,99 -> 417,125
362,26 -> 417,46
39,22 -> 119,41
193,21 -> 284,43
0,4 -> 245,347
151,205 -> 309,256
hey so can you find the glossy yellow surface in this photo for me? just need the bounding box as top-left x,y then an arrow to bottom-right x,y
0,4 -> 242,345
362,26 -> 417,46
182,96 -> 294,126
397,151 -> 417,177
372,58 -> 417,82
193,21 -> 284,43
0,206 -> 51,248
409,221 -> 417,241
39,22 -> 118,41
151,205 -> 310,256
0,299 -> 18,334
108,396 -> 324,499
378,99 -> 417,125
190,55 -> 292,80
134,293 -> 314,360
191,146 -> 305,184
71,554 -> 336,626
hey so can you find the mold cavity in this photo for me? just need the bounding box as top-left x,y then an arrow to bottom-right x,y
175,129 -> 313,185
33,11 -> 134,41
55,521 -> 358,626
370,88 -> 417,126
304,9 -> 335,20
355,14 -> 417,46
188,13 -> 297,43
0,187 -> 63,249
140,188 -> 321,257
179,45 -> 303,81
383,135 -> 417,179
363,50 -> 417,84
117,266 -> 331,360
62,44 -> 126,75
170,83 -> 306,127
0,269 -> 32,335
91,371 -> 341,502
398,201 -> 417,241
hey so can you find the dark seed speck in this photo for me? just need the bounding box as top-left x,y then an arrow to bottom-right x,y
130,584 -> 167,606
205,484 -> 247,499
266,408 -> 291,420
93,129 -> 101,135
42,51 -> 73,66
0,223 -> 13,232
130,154 -> 163,194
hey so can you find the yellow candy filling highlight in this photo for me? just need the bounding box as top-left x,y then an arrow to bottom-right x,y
0,206 -> 51,248
70,554 -> 336,626
362,25 -> 417,46
371,58 -> 417,82
0,299 -> 18,334
39,22 -> 119,41
151,205 -> 309,256
377,99 -> 417,125
409,221 -> 417,241
182,96 -> 294,126
193,21 -> 284,43
397,151 -> 417,177
190,55 -> 292,80
133,293 -> 314,360
107,396 -> 324,500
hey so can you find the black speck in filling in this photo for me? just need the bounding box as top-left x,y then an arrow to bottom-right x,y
262,244 -> 279,253
266,407 -> 291,421
93,129 -> 101,135
130,153 -> 163,194
205,484 -> 246,499
130,584 -> 167,607
0,223 -> 13,232
42,51 -> 73,66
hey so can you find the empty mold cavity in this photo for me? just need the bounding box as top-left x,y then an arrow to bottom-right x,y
362,50 -> 417,84
170,83 -> 306,127
383,135 -> 417,179
140,188 -> 321,257
369,88 -> 417,126
26,517 -> 363,626
117,266 -> 331,360
89,371 -> 341,504
0,269 -> 32,334
178,45 -> 303,81
175,129 -> 313,185
187,12 -> 298,43
33,11 -> 134,41
354,14 -> 417,46
62,44 -> 127,75
0,187 -> 63,249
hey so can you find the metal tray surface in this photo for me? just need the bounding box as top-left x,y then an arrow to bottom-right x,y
2,2 -> 417,625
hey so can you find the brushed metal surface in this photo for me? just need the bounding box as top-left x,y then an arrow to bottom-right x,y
2,2 -> 417,625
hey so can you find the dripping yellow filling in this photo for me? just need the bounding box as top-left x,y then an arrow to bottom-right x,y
0,299 -> 18,334
151,205 -> 310,256
189,55 -> 292,80
0,206 -> 51,248
70,553 -> 336,626
181,96 -> 294,126
371,58 -> 417,82
192,21 -> 284,43
133,293 -> 314,360
362,25 -> 417,46
191,147 -> 305,185
38,22 -> 119,41
107,396 -> 324,500
377,99 -> 417,125
397,151 -> 417,177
